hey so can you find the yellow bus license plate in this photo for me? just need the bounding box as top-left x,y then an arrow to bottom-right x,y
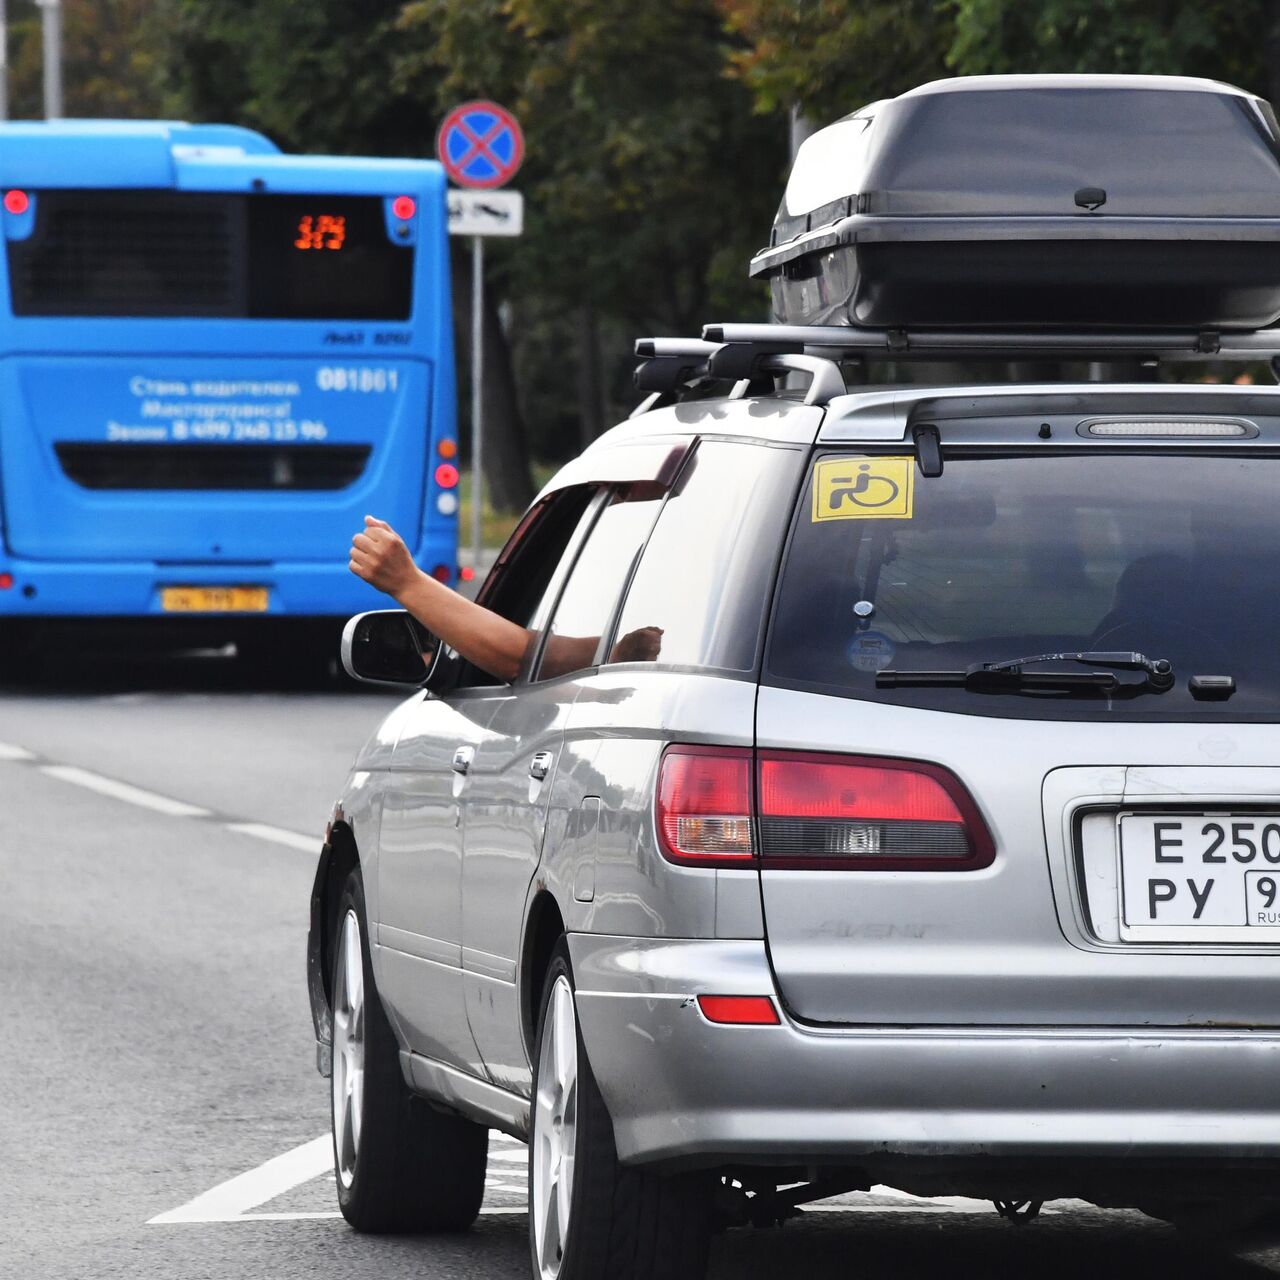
161,586 -> 270,613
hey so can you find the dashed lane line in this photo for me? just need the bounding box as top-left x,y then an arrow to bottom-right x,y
0,742 -> 320,855
225,822 -> 320,854
42,764 -> 212,818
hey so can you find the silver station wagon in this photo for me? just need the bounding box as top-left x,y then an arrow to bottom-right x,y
306,75 -> 1280,1280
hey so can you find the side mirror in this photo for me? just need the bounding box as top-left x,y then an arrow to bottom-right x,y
341,610 -> 438,687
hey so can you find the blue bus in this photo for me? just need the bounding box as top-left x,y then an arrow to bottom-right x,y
0,119 -> 458,663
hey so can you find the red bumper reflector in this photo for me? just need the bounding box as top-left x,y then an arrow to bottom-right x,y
431,564 -> 451,582
697,995 -> 780,1026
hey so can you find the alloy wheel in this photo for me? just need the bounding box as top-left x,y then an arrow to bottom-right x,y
532,974 -> 579,1279
332,908 -> 365,1189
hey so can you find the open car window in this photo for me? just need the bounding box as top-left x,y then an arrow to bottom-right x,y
453,485 -> 599,689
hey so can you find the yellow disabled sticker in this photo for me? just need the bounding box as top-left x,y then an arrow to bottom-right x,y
812,456 -> 915,522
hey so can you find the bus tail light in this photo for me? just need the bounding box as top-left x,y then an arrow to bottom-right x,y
437,438 -> 458,459
435,463 -> 459,489
459,566 -> 475,582
0,572 -> 12,590
697,995 -> 780,1026
436,492 -> 459,516
757,751 -> 994,871
431,564 -> 451,583
391,195 -> 416,221
4,190 -> 29,215
656,746 -> 755,867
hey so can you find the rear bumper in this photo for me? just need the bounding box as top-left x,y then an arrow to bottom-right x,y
0,535 -> 455,615
569,934 -> 1280,1171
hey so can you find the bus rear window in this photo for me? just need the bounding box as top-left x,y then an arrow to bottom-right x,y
8,191 -> 412,320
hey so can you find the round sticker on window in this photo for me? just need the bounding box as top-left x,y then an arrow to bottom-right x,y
847,631 -> 895,672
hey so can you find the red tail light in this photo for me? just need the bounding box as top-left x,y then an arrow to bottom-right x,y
4,189 -> 29,215
656,746 -> 993,872
435,462 -> 460,489
656,746 -> 754,866
757,751 -> 993,871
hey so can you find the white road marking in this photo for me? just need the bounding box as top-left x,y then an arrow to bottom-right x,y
489,1149 -> 528,1163
225,822 -> 318,853
42,764 -> 211,819
149,1136 -> 332,1224
148,1133 -> 1026,1229
0,741 -> 34,760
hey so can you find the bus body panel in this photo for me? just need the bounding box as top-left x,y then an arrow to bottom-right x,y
1,356 -> 432,563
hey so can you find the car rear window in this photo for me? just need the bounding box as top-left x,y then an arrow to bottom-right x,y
765,451 -> 1280,720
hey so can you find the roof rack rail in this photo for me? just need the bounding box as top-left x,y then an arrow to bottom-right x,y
633,336 -> 847,407
702,322 -> 1280,361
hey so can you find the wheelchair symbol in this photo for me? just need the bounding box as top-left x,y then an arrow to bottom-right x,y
828,464 -> 901,511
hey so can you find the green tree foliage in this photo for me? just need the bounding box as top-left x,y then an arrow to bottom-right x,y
168,0 -> 428,156
718,0 -> 953,121
397,0 -> 785,453
948,0 -> 1266,93
6,0 -> 171,120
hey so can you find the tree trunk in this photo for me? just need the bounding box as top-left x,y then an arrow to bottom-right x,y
452,245 -> 535,515
577,301 -> 606,449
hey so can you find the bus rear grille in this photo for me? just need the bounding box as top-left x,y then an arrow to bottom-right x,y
55,444 -> 371,490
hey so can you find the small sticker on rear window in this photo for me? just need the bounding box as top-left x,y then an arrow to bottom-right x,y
847,631 -> 895,672
812,457 -> 914,522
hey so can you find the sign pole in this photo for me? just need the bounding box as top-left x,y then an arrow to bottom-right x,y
437,100 -> 524,585
470,234 -> 484,575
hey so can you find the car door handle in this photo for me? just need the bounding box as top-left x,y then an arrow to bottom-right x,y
452,746 -> 474,776
529,751 -> 554,781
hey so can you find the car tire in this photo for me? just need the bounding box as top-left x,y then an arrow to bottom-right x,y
331,869 -> 488,1232
528,939 -> 712,1280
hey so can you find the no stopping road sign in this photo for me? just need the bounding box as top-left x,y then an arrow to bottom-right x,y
436,101 -> 525,189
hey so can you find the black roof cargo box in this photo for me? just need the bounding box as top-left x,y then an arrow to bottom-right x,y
752,75 -> 1280,330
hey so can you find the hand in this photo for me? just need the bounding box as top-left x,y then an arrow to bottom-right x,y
610,625 -> 663,663
349,516 -> 421,599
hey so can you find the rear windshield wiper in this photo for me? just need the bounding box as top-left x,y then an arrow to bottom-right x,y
877,650 -> 1175,696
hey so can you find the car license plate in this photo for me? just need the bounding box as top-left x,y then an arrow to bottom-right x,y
161,586 -> 270,613
1118,813 -> 1280,942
